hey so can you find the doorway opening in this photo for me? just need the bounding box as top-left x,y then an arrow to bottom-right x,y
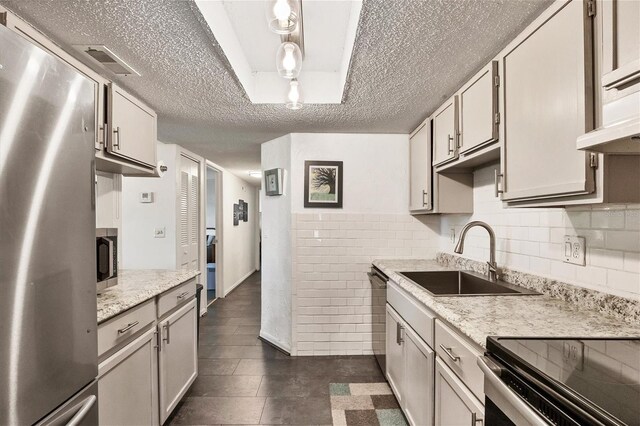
206,165 -> 221,306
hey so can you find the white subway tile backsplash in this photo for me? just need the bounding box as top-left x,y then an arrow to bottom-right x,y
606,231 -> 640,252
591,210 -> 626,229
292,213 -> 439,355
439,164 -> 639,300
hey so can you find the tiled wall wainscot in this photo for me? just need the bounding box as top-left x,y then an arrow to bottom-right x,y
292,213 -> 440,356
440,164 -> 640,300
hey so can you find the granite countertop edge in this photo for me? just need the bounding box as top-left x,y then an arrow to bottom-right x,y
372,255 -> 640,349
97,269 -> 201,324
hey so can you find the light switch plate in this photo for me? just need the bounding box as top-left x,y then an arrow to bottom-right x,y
140,192 -> 154,203
563,235 -> 585,265
154,227 -> 166,238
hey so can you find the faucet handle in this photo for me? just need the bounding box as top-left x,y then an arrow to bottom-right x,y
486,261 -> 500,281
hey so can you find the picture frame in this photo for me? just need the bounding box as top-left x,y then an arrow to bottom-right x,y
233,203 -> 240,226
304,160 -> 343,208
264,168 -> 283,196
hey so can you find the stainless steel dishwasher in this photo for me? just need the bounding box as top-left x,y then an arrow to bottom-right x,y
368,265 -> 389,374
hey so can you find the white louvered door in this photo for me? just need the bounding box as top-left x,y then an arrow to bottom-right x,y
178,155 -> 200,270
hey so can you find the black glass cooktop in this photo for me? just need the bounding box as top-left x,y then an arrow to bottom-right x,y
487,337 -> 640,425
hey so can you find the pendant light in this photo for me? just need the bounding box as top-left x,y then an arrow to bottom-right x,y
266,0 -> 298,35
276,42 -> 302,79
286,79 -> 303,110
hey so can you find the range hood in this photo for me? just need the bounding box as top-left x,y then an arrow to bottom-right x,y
577,116 -> 640,153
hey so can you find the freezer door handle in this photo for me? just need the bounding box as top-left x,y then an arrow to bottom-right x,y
65,395 -> 96,426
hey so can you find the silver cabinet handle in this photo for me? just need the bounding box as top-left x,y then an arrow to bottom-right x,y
117,321 -> 139,334
439,344 -> 460,362
162,321 -> 171,344
66,395 -> 97,426
396,322 -> 404,345
456,130 -> 462,148
177,291 -> 190,300
478,356 -> 546,425
422,190 -> 428,207
100,123 -> 108,147
113,126 -> 120,149
447,134 -> 454,154
494,169 -> 504,197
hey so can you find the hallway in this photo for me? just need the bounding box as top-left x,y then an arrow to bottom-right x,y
168,272 -> 388,425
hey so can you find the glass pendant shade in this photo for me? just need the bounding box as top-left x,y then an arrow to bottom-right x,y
266,0 -> 298,34
286,79 -> 303,110
276,42 -> 302,79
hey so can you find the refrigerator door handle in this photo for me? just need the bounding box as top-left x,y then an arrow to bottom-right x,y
65,395 -> 96,426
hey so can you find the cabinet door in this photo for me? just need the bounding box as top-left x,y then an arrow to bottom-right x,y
98,328 -> 159,426
107,83 -> 157,168
385,305 -> 405,403
459,61 -> 499,155
601,0 -> 640,91
502,0 -> 595,201
409,122 -> 432,212
403,325 -> 434,426
432,96 -> 458,166
435,358 -> 484,426
158,300 -> 198,424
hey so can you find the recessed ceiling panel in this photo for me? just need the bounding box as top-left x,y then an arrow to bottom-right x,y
196,0 -> 363,104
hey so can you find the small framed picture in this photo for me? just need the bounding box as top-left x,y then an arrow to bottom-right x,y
304,160 -> 343,208
264,168 -> 283,196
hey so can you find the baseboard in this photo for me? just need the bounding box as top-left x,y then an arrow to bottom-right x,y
259,330 -> 291,355
223,269 -> 256,297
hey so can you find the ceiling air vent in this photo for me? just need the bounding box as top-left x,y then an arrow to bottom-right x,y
73,45 -> 140,76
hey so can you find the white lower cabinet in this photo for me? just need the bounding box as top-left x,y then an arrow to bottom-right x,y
386,304 -> 434,426
403,324 -> 435,426
98,327 -> 159,426
158,299 -> 198,424
435,358 -> 484,426
386,306 -> 406,402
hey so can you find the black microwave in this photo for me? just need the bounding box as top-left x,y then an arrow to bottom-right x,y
96,228 -> 118,293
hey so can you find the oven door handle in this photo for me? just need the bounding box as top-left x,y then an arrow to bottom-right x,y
477,356 -> 547,426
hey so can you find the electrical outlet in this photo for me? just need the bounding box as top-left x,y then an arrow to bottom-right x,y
562,340 -> 584,371
563,235 -> 585,266
140,192 -> 154,203
154,227 -> 166,238
450,228 -> 456,243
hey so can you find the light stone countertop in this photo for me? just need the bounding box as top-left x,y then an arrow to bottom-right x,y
373,258 -> 640,349
97,269 -> 201,324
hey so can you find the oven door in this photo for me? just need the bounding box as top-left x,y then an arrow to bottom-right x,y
478,356 -> 549,426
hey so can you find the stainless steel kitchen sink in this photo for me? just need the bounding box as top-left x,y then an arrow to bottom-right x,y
397,270 -> 540,297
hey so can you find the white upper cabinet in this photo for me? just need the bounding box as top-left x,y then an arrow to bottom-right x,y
107,83 -> 157,169
459,61 -> 499,155
432,96 -> 459,166
601,0 -> 640,93
501,0 -> 596,202
409,122 -> 432,212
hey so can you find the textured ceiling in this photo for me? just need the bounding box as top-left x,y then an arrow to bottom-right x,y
1,0 -> 552,184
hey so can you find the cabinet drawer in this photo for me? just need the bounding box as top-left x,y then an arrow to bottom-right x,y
435,320 -> 484,400
387,281 -> 435,347
157,279 -> 197,319
98,299 -> 156,356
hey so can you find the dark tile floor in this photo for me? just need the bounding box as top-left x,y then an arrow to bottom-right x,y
167,272 -> 386,425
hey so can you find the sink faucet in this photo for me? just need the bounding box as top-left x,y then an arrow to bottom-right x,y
453,221 -> 500,282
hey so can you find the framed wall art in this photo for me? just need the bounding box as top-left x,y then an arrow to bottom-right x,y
304,160 -> 343,208
264,168 -> 283,196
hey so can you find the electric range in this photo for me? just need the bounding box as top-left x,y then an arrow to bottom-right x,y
480,337 -> 640,425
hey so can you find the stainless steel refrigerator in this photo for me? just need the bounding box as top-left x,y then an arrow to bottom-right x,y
0,24 -> 99,425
